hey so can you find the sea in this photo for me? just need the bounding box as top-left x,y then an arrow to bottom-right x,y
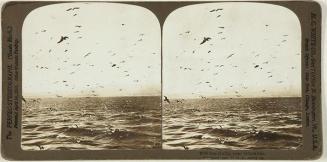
22,96 -> 162,150
163,97 -> 302,150
22,97 -> 302,150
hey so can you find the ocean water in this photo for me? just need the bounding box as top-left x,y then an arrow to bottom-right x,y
22,97 -> 302,150
163,97 -> 302,150
22,96 -> 161,150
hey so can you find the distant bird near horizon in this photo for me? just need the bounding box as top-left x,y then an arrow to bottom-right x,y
164,96 -> 170,104
183,145 -> 189,150
200,95 -> 207,99
36,144 -> 44,150
22,96 -> 26,103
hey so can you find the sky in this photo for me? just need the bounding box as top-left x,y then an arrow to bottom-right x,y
22,3 -> 161,97
163,3 -> 301,99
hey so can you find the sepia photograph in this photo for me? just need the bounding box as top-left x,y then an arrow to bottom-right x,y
162,3 -> 302,150
22,3 -> 162,150
0,0 -> 323,160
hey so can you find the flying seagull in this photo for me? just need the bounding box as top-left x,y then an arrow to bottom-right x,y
84,52 -> 91,58
200,37 -> 211,45
209,8 -> 223,12
22,96 -> 26,103
163,96 -> 170,104
226,53 -> 235,59
57,36 -> 68,44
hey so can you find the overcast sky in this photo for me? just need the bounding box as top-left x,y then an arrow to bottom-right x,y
163,3 -> 301,99
23,3 -> 161,97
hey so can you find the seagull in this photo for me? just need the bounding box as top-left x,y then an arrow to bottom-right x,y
209,8 -> 223,12
22,96 -> 26,103
226,53 -> 235,59
36,144 -> 44,150
183,145 -> 189,150
57,36 -> 68,44
163,96 -> 170,104
84,52 -> 91,58
176,100 -> 183,103
200,37 -> 211,45
200,95 -> 207,99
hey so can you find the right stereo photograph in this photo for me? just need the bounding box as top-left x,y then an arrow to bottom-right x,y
162,2 -> 302,150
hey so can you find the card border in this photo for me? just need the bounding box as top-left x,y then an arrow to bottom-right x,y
1,0 -> 322,160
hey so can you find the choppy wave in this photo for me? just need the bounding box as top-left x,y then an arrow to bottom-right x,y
22,96 -> 161,150
163,97 -> 302,150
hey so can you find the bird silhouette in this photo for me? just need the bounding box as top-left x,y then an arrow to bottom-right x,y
57,36 -> 68,44
200,37 -> 211,45
176,100 -> 183,103
163,96 -> 170,104
226,53 -> 235,59
36,144 -> 44,150
183,145 -> 189,150
84,52 -> 91,58
209,8 -> 223,12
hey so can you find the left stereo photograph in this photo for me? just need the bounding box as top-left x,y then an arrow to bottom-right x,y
21,2 -> 162,150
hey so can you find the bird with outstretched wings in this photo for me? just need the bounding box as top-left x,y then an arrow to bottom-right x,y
57,36 -> 69,44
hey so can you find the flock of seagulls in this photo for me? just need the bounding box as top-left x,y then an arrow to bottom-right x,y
27,6 -> 298,101
163,7 -> 299,102
26,5 -> 159,98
